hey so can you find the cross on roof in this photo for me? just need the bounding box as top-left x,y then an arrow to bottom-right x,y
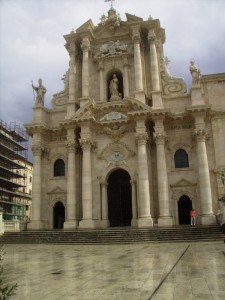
105,0 -> 115,9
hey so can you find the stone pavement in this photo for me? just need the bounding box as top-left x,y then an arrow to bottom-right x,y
2,241 -> 225,300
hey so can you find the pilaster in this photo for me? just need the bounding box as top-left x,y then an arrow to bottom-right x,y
130,179 -> 138,227
80,37 -> 91,107
67,43 -> 76,118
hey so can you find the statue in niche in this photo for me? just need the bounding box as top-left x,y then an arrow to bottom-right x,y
189,60 -> 201,85
109,74 -> 122,101
32,78 -> 47,106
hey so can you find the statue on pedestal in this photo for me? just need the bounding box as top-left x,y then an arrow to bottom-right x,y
32,78 -> 47,106
109,74 -> 122,101
189,60 -> 201,85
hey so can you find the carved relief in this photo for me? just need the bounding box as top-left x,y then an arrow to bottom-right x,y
96,40 -> 128,58
100,111 -> 127,121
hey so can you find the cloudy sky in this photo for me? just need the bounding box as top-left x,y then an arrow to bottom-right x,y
0,0 -> 225,128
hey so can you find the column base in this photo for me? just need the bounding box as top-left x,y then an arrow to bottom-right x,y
200,214 -> 217,225
79,97 -> 90,107
27,220 -> 47,230
63,220 -> 78,229
79,219 -> 96,229
137,217 -> 154,228
158,216 -> 174,227
151,91 -> 163,108
134,91 -> 145,103
131,218 -> 138,227
99,220 -> 110,228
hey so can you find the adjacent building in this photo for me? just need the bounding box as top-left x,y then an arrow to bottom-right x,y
0,120 -> 32,221
25,8 -> 225,230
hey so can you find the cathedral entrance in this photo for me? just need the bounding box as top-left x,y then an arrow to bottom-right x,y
107,169 -> 132,227
178,195 -> 192,225
53,201 -> 65,229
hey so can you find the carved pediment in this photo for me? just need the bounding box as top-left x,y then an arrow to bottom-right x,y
76,19 -> 94,33
171,179 -> 196,187
73,98 -> 151,123
126,13 -> 143,22
48,186 -> 66,194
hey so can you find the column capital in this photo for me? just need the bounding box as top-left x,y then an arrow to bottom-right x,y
135,132 -> 149,144
68,42 -> 76,56
148,29 -> 156,43
153,132 -> 167,145
193,129 -> 208,142
132,32 -> 141,43
130,179 -> 136,185
80,138 -> 93,151
32,145 -> 45,156
81,37 -> 91,52
66,140 -> 78,152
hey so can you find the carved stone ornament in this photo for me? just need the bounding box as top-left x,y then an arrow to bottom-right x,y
97,40 -> 128,58
108,151 -> 127,166
135,132 -> 149,144
160,56 -> 187,96
98,8 -> 121,33
100,111 -> 127,121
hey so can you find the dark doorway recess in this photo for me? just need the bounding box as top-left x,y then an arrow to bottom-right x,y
178,195 -> 192,225
53,201 -> 65,229
107,169 -> 132,227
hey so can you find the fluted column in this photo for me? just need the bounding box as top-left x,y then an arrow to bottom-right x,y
64,136 -> 77,229
101,182 -> 109,227
67,43 -> 76,117
81,37 -> 90,99
132,28 -> 145,102
130,179 -> 138,227
194,129 -> 216,224
154,133 -> 173,226
27,145 -> 45,230
148,29 -> 163,108
98,61 -> 104,101
123,58 -> 129,98
79,138 -> 95,228
135,132 -> 153,227
148,30 -> 160,91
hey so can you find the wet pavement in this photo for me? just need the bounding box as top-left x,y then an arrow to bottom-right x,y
2,241 -> 225,300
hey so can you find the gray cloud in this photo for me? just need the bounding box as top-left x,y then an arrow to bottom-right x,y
0,0 -> 225,128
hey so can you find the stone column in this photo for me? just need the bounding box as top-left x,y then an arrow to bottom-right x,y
64,134 -> 77,229
194,129 -> 216,224
130,179 -> 138,227
81,37 -> 90,102
135,131 -> 153,227
101,182 -> 109,227
98,61 -> 104,102
27,145 -> 44,230
0,208 -> 4,235
148,29 -> 163,108
67,43 -> 76,117
132,28 -> 145,102
154,132 -> 173,226
79,138 -> 95,228
123,58 -> 129,98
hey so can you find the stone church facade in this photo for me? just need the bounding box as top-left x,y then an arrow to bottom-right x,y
25,8 -> 225,230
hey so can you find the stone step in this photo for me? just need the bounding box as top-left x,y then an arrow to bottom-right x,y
0,225 -> 223,244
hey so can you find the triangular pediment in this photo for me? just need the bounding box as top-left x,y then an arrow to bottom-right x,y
48,186 -> 66,194
126,13 -> 143,22
76,19 -> 94,33
73,98 -> 151,123
94,22 -> 129,40
171,179 -> 196,187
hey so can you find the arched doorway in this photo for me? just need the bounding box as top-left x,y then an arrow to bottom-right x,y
178,195 -> 192,225
53,201 -> 65,229
107,169 -> 132,227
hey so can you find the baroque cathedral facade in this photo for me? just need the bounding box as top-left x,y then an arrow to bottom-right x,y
25,8 -> 225,230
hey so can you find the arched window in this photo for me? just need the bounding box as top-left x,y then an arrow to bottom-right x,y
54,159 -> 65,177
174,149 -> 189,168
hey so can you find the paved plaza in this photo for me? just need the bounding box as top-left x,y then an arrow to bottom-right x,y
2,241 -> 225,300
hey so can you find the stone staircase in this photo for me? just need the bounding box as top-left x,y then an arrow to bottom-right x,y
0,225 -> 224,244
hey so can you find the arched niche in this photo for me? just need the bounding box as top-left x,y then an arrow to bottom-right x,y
106,69 -> 124,101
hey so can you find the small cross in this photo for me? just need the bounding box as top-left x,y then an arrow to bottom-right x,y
105,0 -> 115,9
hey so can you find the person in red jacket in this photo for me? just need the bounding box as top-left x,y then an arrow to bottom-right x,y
190,209 -> 197,226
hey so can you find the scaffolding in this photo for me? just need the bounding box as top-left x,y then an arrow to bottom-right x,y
0,120 -> 32,221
